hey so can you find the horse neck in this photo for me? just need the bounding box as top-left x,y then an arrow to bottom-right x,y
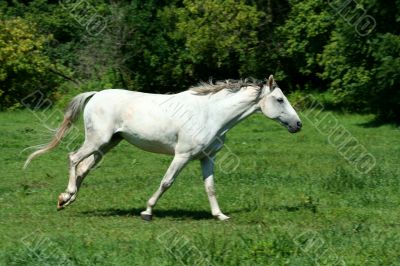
208,88 -> 260,133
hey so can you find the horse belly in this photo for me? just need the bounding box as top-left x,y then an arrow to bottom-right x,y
117,108 -> 178,156
120,131 -> 176,155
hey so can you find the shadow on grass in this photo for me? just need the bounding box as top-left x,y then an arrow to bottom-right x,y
267,204 -> 317,213
358,116 -> 400,128
80,208 -> 213,220
79,204 -> 314,220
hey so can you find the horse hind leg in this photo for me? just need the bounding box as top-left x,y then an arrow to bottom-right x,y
58,154 -> 97,209
57,143 -> 99,210
57,135 -> 121,210
75,135 -> 122,192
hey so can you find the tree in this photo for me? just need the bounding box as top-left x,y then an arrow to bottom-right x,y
118,0 -> 265,92
0,17 -> 63,109
171,0 -> 264,80
275,0 -> 334,90
320,0 -> 400,120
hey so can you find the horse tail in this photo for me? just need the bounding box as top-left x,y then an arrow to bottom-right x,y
23,91 -> 97,169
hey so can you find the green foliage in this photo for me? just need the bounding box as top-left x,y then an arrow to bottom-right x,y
277,0 -> 334,79
0,0 -> 399,120
370,33 -> 400,119
0,16 -> 64,109
172,0 -> 264,78
116,0 -> 265,92
319,0 -> 400,120
119,0 -> 187,91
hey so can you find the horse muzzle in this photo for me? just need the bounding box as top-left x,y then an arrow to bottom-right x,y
288,121 -> 302,133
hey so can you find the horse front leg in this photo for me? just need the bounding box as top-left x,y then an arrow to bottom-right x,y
201,156 -> 230,221
140,155 -> 189,221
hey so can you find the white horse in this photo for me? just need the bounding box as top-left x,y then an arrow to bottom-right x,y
24,75 -> 302,221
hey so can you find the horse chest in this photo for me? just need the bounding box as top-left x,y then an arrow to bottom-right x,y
193,135 -> 226,159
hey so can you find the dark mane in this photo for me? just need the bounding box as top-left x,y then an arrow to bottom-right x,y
189,78 -> 264,95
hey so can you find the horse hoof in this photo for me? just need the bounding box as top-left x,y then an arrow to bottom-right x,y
57,193 -> 74,210
57,194 -> 66,210
141,213 -> 153,221
215,214 -> 230,221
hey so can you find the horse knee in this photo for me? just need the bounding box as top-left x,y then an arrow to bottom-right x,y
161,179 -> 174,189
68,152 -> 79,167
205,185 -> 216,197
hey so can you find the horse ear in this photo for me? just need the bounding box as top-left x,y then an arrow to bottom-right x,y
268,75 -> 274,89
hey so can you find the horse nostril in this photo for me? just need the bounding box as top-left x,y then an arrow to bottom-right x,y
297,121 -> 302,128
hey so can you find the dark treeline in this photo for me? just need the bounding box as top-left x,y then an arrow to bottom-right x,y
1,0 -> 399,121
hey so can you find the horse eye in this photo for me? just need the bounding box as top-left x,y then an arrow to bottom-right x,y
277,98 -> 284,103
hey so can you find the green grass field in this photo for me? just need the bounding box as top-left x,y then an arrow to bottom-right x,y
1,109 -> 399,265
